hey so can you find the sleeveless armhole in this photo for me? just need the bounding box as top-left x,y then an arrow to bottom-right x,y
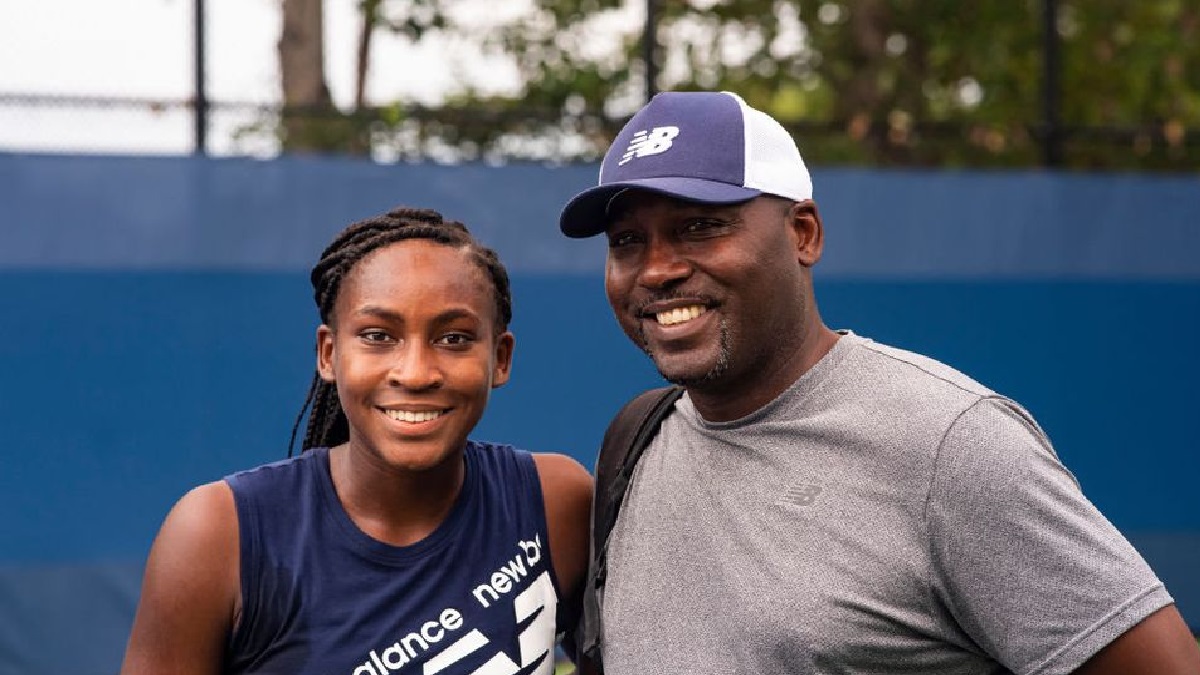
504,445 -> 580,653
510,449 -> 562,595
220,448 -> 330,663
223,471 -> 261,657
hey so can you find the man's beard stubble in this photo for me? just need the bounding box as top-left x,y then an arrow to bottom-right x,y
636,288 -> 808,390
637,316 -> 732,388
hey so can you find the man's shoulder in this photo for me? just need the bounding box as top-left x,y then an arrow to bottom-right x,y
843,333 -> 997,401
828,333 -> 1021,436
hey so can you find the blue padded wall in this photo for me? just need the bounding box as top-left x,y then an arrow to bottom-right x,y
1,153 -> 1197,673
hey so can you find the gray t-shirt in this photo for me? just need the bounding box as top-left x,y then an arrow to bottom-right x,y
601,332 -> 1170,675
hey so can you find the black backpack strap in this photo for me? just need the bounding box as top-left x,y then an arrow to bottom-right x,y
578,385 -> 685,669
592,385 -> 685,573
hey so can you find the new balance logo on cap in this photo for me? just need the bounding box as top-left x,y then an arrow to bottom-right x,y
559,90 -> 814,238
619,126 -> 680,166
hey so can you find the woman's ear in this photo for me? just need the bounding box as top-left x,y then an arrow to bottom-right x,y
316,325 -> 336,383
491,331 -> 515,389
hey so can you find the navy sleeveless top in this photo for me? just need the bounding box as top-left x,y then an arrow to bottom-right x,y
224,441 -> 567,675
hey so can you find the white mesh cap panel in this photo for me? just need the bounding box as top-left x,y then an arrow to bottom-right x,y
732,93 -> 814,201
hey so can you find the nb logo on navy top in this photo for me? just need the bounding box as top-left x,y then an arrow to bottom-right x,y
619,126 -> 679,165
779,484 -> 823,507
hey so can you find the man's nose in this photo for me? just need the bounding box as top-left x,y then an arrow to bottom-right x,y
637,236 -> 691,289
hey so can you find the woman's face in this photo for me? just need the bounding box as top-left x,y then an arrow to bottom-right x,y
317,239 -> 513,472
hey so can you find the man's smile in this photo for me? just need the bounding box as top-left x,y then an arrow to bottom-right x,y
654,304 -> 707,326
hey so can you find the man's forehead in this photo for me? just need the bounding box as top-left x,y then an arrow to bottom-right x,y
607,190 -> 747,223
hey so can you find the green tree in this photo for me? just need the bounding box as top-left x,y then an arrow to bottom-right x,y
288,0 -> 1200,169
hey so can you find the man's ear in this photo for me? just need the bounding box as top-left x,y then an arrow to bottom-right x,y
491,331 -> 515,389
316,325 -> 336,383
790,200 -> 825,267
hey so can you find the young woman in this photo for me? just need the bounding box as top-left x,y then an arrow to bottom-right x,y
120,207 -> 593,675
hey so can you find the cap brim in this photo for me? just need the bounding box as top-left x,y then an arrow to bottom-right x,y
559,178 -> 761,238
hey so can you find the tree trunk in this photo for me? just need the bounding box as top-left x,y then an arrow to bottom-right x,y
278,0 -> 334,152
355,0 -> 383,110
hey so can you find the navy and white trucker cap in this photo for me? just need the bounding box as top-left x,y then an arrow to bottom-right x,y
559,90 -> 812,238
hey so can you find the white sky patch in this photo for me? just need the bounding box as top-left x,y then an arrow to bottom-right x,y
0,0 -> 191,98
1,0 -> 633,152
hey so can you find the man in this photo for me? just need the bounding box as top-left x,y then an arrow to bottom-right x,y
558,90 -> 1200,674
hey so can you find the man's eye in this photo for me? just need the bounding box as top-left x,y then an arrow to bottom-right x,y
437,333 -> 474,347
607,231 -> 641,248
360,330 -> 393,343
682,219 -> 724,235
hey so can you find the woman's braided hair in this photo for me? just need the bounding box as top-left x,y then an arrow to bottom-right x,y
287,206 -> 512,456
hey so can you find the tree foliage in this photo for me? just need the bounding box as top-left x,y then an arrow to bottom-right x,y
285,0 -> 1200,169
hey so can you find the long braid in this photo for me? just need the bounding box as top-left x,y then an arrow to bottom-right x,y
287,206 -> 513,457
286,373 -> 320,457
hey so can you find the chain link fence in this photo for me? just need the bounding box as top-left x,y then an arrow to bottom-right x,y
4,91 -> 1197,170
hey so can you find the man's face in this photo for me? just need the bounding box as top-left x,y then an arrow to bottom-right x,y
603,191 -> 812,401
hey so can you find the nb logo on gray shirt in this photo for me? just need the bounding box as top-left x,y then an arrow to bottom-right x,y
780,484 -> 823,507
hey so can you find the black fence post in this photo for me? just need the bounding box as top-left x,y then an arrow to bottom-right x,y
644,0 -> 658,102
194,0 -> 208,156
